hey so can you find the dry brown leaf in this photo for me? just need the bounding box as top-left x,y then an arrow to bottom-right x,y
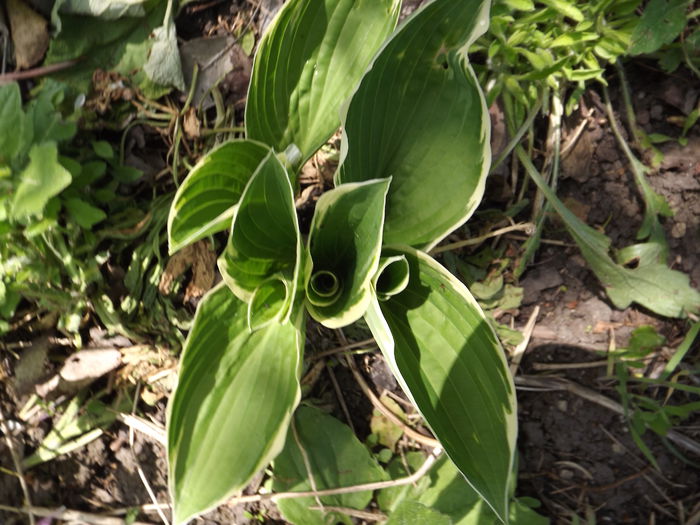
183,107 -> 201,139
158,240 -> 216,301
7,0 -> 49,69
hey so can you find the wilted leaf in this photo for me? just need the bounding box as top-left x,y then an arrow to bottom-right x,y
518,147 -> 700,318
7,0 -> 50,69
143,7 -> 185,91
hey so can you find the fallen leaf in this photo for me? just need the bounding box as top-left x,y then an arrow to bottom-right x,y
36,348 -> 121,398
158,240 -> 216,301
7,0 -> 49,69
183,107 -> 200,139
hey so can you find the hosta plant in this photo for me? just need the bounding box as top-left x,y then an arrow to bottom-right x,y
166,0 -> 517,523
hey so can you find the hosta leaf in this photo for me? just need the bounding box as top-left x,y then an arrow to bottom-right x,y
380,453 -> 548,525
306,178 -> 390,328
11,143 -> 73,219
272,405 -> 387,525
365,247 -> 517,522
336,0 -> 492,249
167,140 -> 269,254
246,0 -> 400,167
218,151 -> 301,328
386,501 -> 452,525
167,284 -> 304,525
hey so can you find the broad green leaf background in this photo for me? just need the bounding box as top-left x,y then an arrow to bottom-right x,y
167,140 -> 269,253
336,0 -> 492,249
218,151 -> 301,328
305,178 -> 390,328
168,284 -> 304,525
246,0 -> 401,166
366,247 -> 517,521
272,405 -> 387,525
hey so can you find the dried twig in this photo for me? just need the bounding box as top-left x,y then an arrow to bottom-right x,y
0,408 -> 34,525
0,504 -> 152,525
226,446 -> 442,506
430,223 -> 535,255
510,305 -> 539,375
343,353 -> 440,448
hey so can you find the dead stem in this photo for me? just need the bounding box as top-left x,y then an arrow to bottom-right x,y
226,446 -> 442,506
0,408 -> 35,525
0,504 -> 152,525
510,305 -> 539,374
430,223 -> 535,255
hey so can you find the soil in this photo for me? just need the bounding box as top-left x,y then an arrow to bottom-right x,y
2,3 -> 700,525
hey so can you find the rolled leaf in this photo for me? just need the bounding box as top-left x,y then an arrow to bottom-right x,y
365,247 -> 516,522
306,178 -> 390,328
218,151 -> 301,328
167,140 -> 269,254
272,405 -> 387,525
246,0 -> 401,167
336,0 -> 492,249
373,254 -> 410,301
167,283 -> 304,525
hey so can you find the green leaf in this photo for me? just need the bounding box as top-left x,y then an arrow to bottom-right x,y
517,147 -> 700,318
336,0 -> 492,249
538,0 -> 584,22
246,0 -> 401,167
63,198 -> 107,228
386,501 -> 452,525
0,83 -> 25,163
167,140 -> 269,253
365,247 -> 517,522
630,0 -> 690,55
272,405 -> 387,525
12,143 -> 73,219
44,2 -> 169,96
168,284 -> 304,525
305,178 -> 390,328
143,3 -> 185,91
218,151 -> 301,329
58,0 -> 148,18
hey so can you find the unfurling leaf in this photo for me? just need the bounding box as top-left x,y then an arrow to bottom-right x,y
218,151 -> 302,329
305,178 -> 390,328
